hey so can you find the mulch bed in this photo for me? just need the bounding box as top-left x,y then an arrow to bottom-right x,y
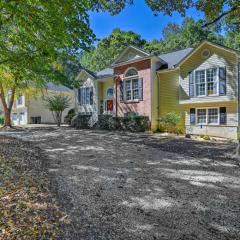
0,136 -> 70,240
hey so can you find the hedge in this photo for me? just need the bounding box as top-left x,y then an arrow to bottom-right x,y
71,114 -> 150,132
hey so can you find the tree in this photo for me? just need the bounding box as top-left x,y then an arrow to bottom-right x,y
0,1 -> 127,127
45,95 -> 71,127
143,17 -> 224,55
144,0 -> 240,27
80,28 -> 146,71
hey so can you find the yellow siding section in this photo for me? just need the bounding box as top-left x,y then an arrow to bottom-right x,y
151,74 -> 159,131
102,79 -> 114,99
158,70 -> 185,128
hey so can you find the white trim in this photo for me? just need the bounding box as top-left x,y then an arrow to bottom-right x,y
112,46 -> 150,66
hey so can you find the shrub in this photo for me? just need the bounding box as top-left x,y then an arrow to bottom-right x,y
98,115 -> 112,130
96,115 -> 150,132
71,114 -> 92,129
159,112 -> 181,133
64,108 -> 76,125
0,115 -> 4,125
202,135 -> 210,140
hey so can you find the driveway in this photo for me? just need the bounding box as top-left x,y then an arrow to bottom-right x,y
2,128 -> 240,240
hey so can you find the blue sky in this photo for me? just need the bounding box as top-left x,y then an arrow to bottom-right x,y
89,0 -> 204,42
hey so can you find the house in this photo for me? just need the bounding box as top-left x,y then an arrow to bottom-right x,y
76,40 -> 240,139
11,82 -> 75,125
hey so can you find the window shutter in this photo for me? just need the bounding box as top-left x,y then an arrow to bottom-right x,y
78,88 -> 82,105
220,107 -> 227,124
138,78 -> 143,100
189,72 -> 194,97
219,67 -> 226,95
90,87 -> 93,105
190,108 -> 196,125
120,80 -> 124,102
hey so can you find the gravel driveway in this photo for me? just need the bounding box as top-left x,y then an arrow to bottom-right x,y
2,128 -> 240,240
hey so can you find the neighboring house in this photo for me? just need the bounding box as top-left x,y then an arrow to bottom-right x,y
11,83 -> 75,125
76,40 -> 240,139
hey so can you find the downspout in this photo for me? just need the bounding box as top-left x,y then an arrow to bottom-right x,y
238,59 -> 240,141
157,73 -> 160,130
115,76 -> 118,117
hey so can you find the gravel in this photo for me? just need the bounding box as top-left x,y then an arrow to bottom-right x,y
1,127 -> 240,240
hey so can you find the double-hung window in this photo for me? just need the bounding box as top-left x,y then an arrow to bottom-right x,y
196,108 -> 220,125
191,67 -> 225,97
78,87 -> 93,105
207,69 -> 217,95
195,70 -> 206,96
208,108 -> 218,124
197,109 -> 207,124
125,78 -> 141,101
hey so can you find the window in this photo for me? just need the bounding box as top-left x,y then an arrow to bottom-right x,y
124,112 -> 138,117
125,68 -> 138,77
197,109 -> 207,124
207,69 -> 217,95
195,108 -> 222,125
17,95 -> 23,105
191,67 -> 226,97
107,88 -> 113,97
78,87 -> 93,105
195,70 -> 205,96
12,113 -> 17,121
124,78 -> 142,101
202,49 -> 210,58
208,108 -> 218,124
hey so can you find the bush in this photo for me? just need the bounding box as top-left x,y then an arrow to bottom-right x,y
97,115 -> 149,132
202,135 -> 210,140
64,108 -> 76,125
71,114 -> 92,129
0,115 -> 4,125
159,112 -> 182,134
98,115 -> 112,130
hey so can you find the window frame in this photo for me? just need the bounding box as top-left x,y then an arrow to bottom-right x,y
124,67 -> 138,79
195,107 -> 221,126
124,78 -> 140,102
106,87 -> 113,98
193,67 -> 220,97
79,87 -> 93,106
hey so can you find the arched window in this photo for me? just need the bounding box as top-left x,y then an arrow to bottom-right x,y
107,88 -> 113,97
125,68 -> 138,78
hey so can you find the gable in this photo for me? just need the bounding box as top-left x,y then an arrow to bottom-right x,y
113,46 -> 149,65
180,42 -> 237,78
77,70 -> 95,83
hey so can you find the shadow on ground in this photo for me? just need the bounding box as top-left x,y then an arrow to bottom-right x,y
4,128 -> 240,240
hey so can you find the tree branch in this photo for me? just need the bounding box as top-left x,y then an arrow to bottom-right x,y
202,6 -> 238,27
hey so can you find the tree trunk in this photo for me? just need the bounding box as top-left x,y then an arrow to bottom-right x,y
3,109 -> 11,127
0,82 -> 16,128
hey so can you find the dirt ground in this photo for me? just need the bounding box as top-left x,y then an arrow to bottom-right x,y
1,127 -> 240,240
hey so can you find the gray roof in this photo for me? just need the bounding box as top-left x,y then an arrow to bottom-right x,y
45,82 -> 73,93
158,48 -> 193,68
96,68 -> 113,78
